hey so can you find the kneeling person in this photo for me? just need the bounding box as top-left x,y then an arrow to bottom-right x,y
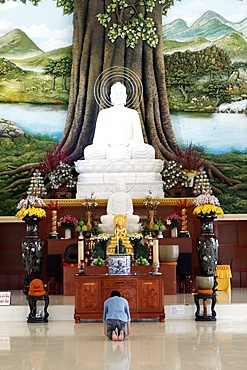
103,290 -> 130,341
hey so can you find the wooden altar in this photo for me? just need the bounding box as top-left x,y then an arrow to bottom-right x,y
74,274 -> 165,323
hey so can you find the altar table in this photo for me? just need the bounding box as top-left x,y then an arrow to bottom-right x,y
74,274 -> 165,323
215,265 -> 232,291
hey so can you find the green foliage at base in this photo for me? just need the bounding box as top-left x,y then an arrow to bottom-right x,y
0,136 -> 246,215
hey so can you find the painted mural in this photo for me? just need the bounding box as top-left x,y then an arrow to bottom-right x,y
0,0 -> 246,215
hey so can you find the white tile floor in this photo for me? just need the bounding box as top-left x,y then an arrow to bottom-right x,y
1,289 -> 247,369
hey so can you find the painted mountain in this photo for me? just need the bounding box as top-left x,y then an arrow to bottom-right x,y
0,29 -> 72,71
162,10 -> 247,61
0,29 -> 43,57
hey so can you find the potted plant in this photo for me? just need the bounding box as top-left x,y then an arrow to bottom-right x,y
129,233 -> 149,261
58,215 -> 78,239
162,160 -> 188,197
92,233 -> 110,260
50,161 -> 77,198
173,142 -> 205,188
164,213 -> 182,238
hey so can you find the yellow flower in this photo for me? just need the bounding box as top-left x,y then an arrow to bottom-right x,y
193,204 -> 224,217
15,207 -> 46,219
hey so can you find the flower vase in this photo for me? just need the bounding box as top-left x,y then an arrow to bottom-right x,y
65,228 -> 72,239
21,216 -> 44,294
185,170 -> 197,187
171,227 -> 178,238
196,216 -> 218,276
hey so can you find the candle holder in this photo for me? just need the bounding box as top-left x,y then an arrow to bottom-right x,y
143,191 -> 160,230
78,260 -> 86,275
47,201 -> 60,239
82,192 -> 98,232
151,262 -> 162,275
177,199 -> 192,238
147,234 -> 153,264
88,236 -> 95,263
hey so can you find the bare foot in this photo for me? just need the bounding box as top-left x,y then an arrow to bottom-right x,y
112,330 -> 118,341
118,330 -> 124,341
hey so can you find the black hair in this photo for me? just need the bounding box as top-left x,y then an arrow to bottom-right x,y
110,290 -> 121,297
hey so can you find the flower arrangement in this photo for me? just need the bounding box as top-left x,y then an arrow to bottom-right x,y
96,233 -> 110,242
92,233 -> 110,260
193,193 -> 224,217
58,215 -> 78,229
129,233 -> 143,241
173,142 -> 205,171
164,213 -> 182,229
130,233 -> 149,260
162,161 -> 188,190
50,161 -> 76,190
16,196 -> 46,219
129,233 -> 144,249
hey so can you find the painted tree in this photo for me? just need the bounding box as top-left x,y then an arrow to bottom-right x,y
59,0 -> 178,162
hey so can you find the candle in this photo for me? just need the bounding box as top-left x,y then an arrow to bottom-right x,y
78,239 -> 84,265
153,240 -> 159,263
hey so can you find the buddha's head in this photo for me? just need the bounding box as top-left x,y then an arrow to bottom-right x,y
110,82 -> 127,106
113,214 -> 127,227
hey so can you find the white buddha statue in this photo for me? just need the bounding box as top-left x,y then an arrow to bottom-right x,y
84,82 -> 155,160
100,181 -> 140,235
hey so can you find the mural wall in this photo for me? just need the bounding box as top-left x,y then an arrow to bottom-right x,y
0,0 -> 246,215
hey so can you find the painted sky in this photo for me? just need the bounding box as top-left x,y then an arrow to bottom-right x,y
0,0 -> 246,52
0,0 -> 73,51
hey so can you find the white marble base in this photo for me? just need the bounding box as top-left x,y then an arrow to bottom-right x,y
75,158 -> 164,198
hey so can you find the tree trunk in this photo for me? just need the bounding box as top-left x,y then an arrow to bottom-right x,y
59,0 -> 179,162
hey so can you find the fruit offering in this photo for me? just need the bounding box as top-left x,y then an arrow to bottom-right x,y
92,256 -> 104,266
136,256 -> 148,266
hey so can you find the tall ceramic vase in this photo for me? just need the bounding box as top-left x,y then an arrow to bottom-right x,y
196,216 -> 218,276
21,216 -> 44,294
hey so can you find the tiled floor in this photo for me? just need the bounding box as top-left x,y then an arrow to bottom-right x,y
1,289 -> 247,369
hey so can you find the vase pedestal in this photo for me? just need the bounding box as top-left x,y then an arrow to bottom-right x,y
194,290 -> 217,322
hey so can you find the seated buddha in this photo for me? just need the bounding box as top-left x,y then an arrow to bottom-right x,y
100,181 -> 140,235
84,82 -> 155,160
107,214 -> 133,256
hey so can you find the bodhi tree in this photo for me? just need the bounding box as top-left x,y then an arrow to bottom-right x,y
58,0 -> 241,192
0,0 -> 242,194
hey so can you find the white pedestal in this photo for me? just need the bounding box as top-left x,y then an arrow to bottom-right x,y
75,158 -> 164,199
